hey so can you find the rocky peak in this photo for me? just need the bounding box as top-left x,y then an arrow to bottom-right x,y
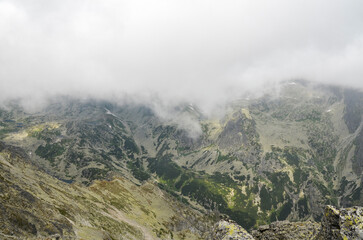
314,205 -> 363,240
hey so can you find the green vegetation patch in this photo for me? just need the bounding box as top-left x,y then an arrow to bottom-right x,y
148,155 -> 182,181
123,136 -> 140,155
265,171 -> 292,208
35,143 -> 65,162
153,125 -> 176,148
283,148 -> 300,166
216,150 -> 236,163
127,159 -> 150,181
277,199 -> 293,221
81,168 -> 109,182
293,168 -> 309,186
260,185 -> 272,211
298,196 -> 309,218
148,154 -> 258,229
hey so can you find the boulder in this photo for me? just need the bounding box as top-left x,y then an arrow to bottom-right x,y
314,205 -> 363,240
252,220 -> 320,239
213,219 -> 255,240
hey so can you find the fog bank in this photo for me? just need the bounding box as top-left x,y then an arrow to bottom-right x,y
1,0 -> 363,113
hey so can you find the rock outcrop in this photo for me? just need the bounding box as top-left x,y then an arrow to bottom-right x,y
234,205 -> 363,240
252,220 -> 320,239
314,205 -> 363,240
213,219 -> 254,240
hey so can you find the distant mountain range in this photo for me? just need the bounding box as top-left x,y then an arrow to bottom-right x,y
1,81 -> 363,239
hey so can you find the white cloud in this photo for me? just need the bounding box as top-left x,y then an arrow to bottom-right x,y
1,0 -> 363,113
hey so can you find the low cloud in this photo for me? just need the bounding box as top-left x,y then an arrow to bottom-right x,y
1,0 -> 363,115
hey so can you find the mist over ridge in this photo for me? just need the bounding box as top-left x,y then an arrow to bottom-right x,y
1,0 -> 363,114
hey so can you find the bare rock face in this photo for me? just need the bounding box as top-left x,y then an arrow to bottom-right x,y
252,220 -> 320,240
314,205 -> 363,240
213,219 -> 255,240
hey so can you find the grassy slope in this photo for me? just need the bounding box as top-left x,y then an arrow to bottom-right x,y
0,142 -> 215,239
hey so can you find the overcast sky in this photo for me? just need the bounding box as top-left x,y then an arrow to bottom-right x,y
1,0 -> 363,112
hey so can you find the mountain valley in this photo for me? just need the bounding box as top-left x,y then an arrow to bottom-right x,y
1,81 -> 363,239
